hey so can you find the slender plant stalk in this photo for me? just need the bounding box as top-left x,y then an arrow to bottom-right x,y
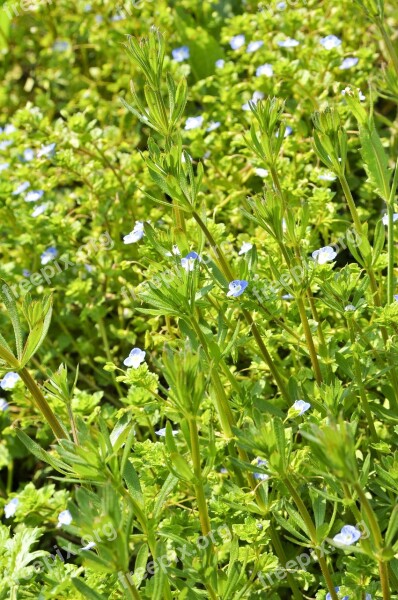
284,477 -> 338,600
98,317 -> 124,398
387,202 -> 395,305
296,297 -> 323,385
188,418 -> 211,537
339,175 -> 365,235
354,483 -> 390,600
123,574 -> 142,600
269,526 -> 304,600
377,20 -> 398,77
19,368 -> 66,440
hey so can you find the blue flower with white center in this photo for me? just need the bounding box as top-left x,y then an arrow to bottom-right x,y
0,163 -> 9,171
57,509 -> 72,527
23,269 -> 31,277
12,181 -> 30,195
0,398 -> 9,411
282,294 -> 293,300
318,172 -> 336,181
215,59 -> 225,68
172,46 -> 189,62
312,245 -> 337,264
181,251 -> 200,271
394,295 -> 398,302
230,34 -> 245,50
23,148 -> 35,161
247,40 -> 264,53
53,40 -> 70,52
320,34 -> 342,49
277,37 -> 299,48
382,213 -> 398,226
255,167 -> 268,177
123,348 -> 146,369
0,372 -> 20,390
242,91 -> 264,111
291,399 -> 311,415
256,63 -> 273,77
184,116 -> 203,130
111,12 -> 125,21
339,57 -> 358,70
25,189 -> 44,203
206,121 -> 220,132
123,221 -> 144,244
253,457 -> 269,481
4,498 -> 19,518
227,280 -> 248,298
156,427 -> 178,437
276,125 -> 293,138
32,204 -> 48,217
37,143 -> 56,158
238,242 -> 253,255
276,1 -> 286,8
344,304 -> 356,312
326,589 -> 349,600
333,525 -> 361,546
40,247 -> 58,265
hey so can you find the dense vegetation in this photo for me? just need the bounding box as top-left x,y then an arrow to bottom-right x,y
1,0 -> 398,598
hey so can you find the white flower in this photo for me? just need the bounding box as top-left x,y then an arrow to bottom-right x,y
155,428 -> 178,437
37,143 -> 56,158
276,1 -> 286,8
57,509 -> 72,527
320,35 -> 342,50
291,399 -> 311,415
123,348 -> 146,368
254,167 -> 268,177
256,63 -> 273,77
32,204 -> 48,217
0,372 -> 20,390
25,190 -> 44,203
123,221 -> 144,244
166,245 -> 181,256
0,162 -> 9,171
206,121 -> 220,132
382,213 -> 398,226
215,59 -> 225,68
23,148 -> 35,161
242,91 -> 264,111
394,295 -> 398,302
339,57 -> 359,70
12,181 -> 30,195
181,251 -> 201,271
277,37 -> 299,48
238,242 -> 253,255
333,525 -> 361,546
0,398 -> 9,411
247,40 -> 264,53
312,245 -> 337,264
344,304 -> 356,312
184,116 -> 203,131
318,172 -> 336,181
4,498 -> 19,518
230,34 -> 245,50
40,247 -> 58,265
172,46 -> 190,62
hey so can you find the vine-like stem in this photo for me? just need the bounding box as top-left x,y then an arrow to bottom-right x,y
387,202 -> 396,305
377,20 -> 398,78
188,418 -> 212,537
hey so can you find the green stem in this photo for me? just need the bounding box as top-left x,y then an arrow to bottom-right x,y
19,368 -> 67,440
296,297 -> 322,385
123,574 -> 142,600
387,202 -> 395,305
378,20 -> 398,78
284,477 -> 338,600
98,317 -> 124,398
339,175 -> 364,235
269,526 -> 303,600
188,418 -> 212,537
354,483 -> 390,600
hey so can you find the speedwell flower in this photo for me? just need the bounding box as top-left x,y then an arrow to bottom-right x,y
184,116 -> 203,130
333,525 -> 361,546
291,399 -> 311,415
41,247 -> 58,265
215,59 -> 225,68
254,167 -> 268,177
253,458 -> 269,481
277,37 -> 299,48
230,34 -> 245,50
0,398 -> 9,411
181,251 -> 200,271
0,372 -> 20,390
156,427 -> 178,437
23,148 -> 35,161
227,280 -> 248,297
247,40 -> 264,53
206,121 -> 220,132
0,162 -> 9,171
32,204 -> 48,217
256,63 -> 273,77
326,589 -> 349,600
12,181 -> 30,195
57,509 -> 72,527
4,498 -> 19,518
123,348 -> 146,368
312,246 -> 337,264
238,242 -> 253,255
242,91 -> 264,111
320,34 -> 342,49
123,221 -> 144,244
318,172 -> 336,181
382,213 -> 398,226
172,46 -> 189,62
25,190 -> 44,202
339,57 -> 358,70
37,143 -> 56,158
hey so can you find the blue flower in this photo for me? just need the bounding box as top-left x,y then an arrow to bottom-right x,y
247,40 -> 264,53
276,1 -> 286,8
206,121 -> 220,132
123,348 -> 146,368
0,124 -> 16,135
172,46 -> 189,62
320,34 -> 342,49
0,398 -> 9,411
40,247 -> 58,265
184,116 -> 203,130
22,148 -> 35,161
253,457 -> 269,481
333,525 -> 361,546
12,181 -> 30,195
227,280 -> 248,297
0,372 -> 20,390
4,497 -> 19,518
53,40 -> 70,52
215,59 -> 225,68
32,204 -> 48,217
37,143 -> 56,158
242,91 -> 264,111
277,37 -> 299,48
312,246 -> 337,264
123,221 -> 144,244
0,163 -> 9,172
238,242 -> 253,255
256,63 -> 273,77
22,269 -> 31,277
230,35 -> 245,50
382,213 -> 398,226
156,427 -> 178,437
57,509 -> 72,527
291,399 -> 311,415
339,57 -> 358,70
25,190 -> 44,203
181,251 -> 200,271
318,172 -> 336,181
326,588 -> 349,600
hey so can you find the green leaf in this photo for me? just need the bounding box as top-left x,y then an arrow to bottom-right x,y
72,578 -> 108,600
359,125 -> 391,202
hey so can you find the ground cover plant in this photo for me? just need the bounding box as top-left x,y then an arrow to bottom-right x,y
0,0 -> 398,598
